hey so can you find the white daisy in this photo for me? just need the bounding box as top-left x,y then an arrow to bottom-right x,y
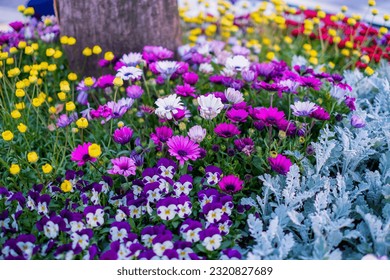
197,94 -> 224,120
290,101 -> 318,117
224,87 -> 244,104
225,55 -> 250,72
199,63 -> 214,74
188,125 -> 207,143
155,94 -> 184,120
155,61 -> 179,79
120,52 -> 143,66
116,66 -> 143,81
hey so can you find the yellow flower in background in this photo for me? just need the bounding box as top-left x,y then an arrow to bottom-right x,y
361,55 -> 370,64
368,0 -> 376,7
15,89 -> 25,98
49,106 -> 56,114
15,102 -> 26,110
32,98 -> 43,107
92,45 -> 102,55
66,101 -> 76,111
113,77 -> 123,87
17,123 -> 27,133
17,5 -> 25,12
7,67 -> 21,78
23,7 -> 35,16
53,50 -> 63,59
25,46 -> 34,55
6,57 -> 14,65
27,151 -> 39,163
11,110 -> 21,119
88,143 -> 102,158
60,81 -> 70,92
2,130 -> 14,141
18,41 -> 27,49
117,121 -> 124,128
60,36 -> 69,44
42,163 -> 53,174
10,164 -> 21,175
48,64 -> 57,71
266,52 -> 275,60
46,48 -> 55,57
365,66 -> 374,76
104,51 -> 114,61
84,77 -> 94,87
82,47 -> 92,56
76,117 -> 88,129
72,127 -> 79,133
68,72 -> 77,81
57,92 -> 67,101
60,180 -> 73,192
67,37 -> 76,45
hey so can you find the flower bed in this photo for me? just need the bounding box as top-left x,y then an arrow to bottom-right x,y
0,0 -> 389,260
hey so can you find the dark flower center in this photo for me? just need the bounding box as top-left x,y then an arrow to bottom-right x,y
225,184 -> 235,191
82,154 -> 91,161
177,150 -> 187,156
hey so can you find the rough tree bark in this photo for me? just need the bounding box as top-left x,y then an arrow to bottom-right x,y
57,0 -> 182,75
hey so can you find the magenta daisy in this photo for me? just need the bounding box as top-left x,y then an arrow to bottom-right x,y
218,175 -> 244,193
268,154 -> 292,175
108,157 -> 137,177
71,142 -> 97,166
166,136 -> 201,166
253,107 -> 286,127
214,123 -> 241,138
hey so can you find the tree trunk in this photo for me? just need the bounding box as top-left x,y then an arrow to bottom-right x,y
57,0 -> 182,76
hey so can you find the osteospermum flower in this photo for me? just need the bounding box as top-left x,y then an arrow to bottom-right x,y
214,123 -> 241,138
108,157 -> 137,177
268,154 -> 292,175
187,125 -> 206,143
225,55 -> 250,72
290,101 -> 318,117
224,88 -> 244,104
71,142 -> 97,166
167,136 -> 200,166
112,126 -> 133,145
116,66 -> 143,81
197,94 -> 224,120
155,94 -> 184,120
155,61 -> 179,79
218,175 -> 244,193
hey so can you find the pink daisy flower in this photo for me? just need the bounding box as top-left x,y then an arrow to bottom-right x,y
108,157 -> 137,177
167,136 -> 201,166
268,154 -> 292,175
218,175 -> 244,193
214,123 -> 241,138
71,142 -> 97,166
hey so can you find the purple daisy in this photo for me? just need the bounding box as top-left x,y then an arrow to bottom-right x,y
112,126 -> 133,145
214,123 -> 241,138
108,157 -> 137,177
226,109 -> 248,123
268,154 -> 292,175
218,175 -> 244,193
166,136 -> 201,166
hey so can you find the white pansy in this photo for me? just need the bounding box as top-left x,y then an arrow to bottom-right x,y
157,205 -> 177,220
153,240 -> 174,256
43,221 -> 59,239
202,234 -> 222,251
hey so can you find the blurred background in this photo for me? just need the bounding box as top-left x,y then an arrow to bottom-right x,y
1,0 -> 389,30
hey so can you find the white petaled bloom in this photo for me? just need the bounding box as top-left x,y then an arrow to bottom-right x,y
120,52 -> 143,66
177,202 -> 192,218
330,86 -> 348,103
115,209 -> 127,222
144,174 -> 159,184
188,125 -> 207,143
90,189 -> 100,205
290,101 -> 318,117
155,94 -> 184,120
197,95 -> 224,120
132,184 -> 143,197
225,55 -> 250,72
183,228 -> 201,242
173,181 -> 192,196
16,241 -> 35,259
155,61 -> 179,79
222,202 -> 233,216
110,227 -> 128,242
224,88 -> 244,104
26,197 -> 36,211
86,208 -> 104,228
0,217 -> 10,229
116,66 -> 143,81
158,178 -> 171,194
199,63 -> 214,74
98,180 -> 110,194
141,234 -> 156,247
157,205 -> 177,220
206,172 -> 220,185
43,221 -> 59,239
206,208 -> 223,223
152,240 -> 174,256
117,243 -> 131,260
220,67 -> 236,77
177,248 -> 194,260
129,205 -> 143,219
70,232 -> 89,250
37,201 -> 49,215
158,165 -> 175,179
147,189 -> 162,203
202,234 -> 222,251
69,221 -> 85,233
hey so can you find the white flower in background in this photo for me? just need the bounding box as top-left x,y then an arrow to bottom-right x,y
202,234 -> 222,251
43,221 -> 59,239
188,125 -> 207,143
120,52 -> 143,66
197,94 -> 224,120
183,228 -> 201,242
86,208 -> 104,228
155,94 -> 184,120
110,227 -> 128,242
290,101 -> 318,117
69,221 -> 85,233
115,209 -> 127,222
199,63 -> 214,74
70,232 -> 89,250
153,240 -> 174,256
116,66 -> 143,80
330,86 -> 349,103
16,241 -> 35,259
291,55 -> 308,67
225,55 -> 250,72
224,87 -> 244,104
155,61 -> 179,79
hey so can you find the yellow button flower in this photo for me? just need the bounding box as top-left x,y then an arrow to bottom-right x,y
2,130 -> 14,141
15,89 -> 25,98
10,164 -> 21,175
27,151 -> 39,163
60,36 -> 69,44
57,91 -> 67,101
11,110 -> 21,119
104,51 -> 114,61
17,123 -> 27,133
92,45 -> 102,55
42,163 -> 53,174
82,47 -> 92,56
66,101 -> 76,111
68,72 -> 77,81
84,77 -> 94,87
88,143 -> 102,158
67,37 -> 76,45
113,77 -> 123,87
76,117 -> 88,129
61,180 -> 73,192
